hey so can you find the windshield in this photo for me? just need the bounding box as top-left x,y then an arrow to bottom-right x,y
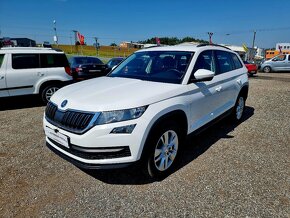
108,51 -> 194,84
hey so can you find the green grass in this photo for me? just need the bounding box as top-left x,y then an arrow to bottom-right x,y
53,44 -> 139,61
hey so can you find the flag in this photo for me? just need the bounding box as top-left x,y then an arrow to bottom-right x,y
242,44 -> 248,52
156,37 -> 160,46
77,32 -> 85,45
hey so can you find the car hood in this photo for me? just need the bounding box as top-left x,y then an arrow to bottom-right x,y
50,77 -> 186,112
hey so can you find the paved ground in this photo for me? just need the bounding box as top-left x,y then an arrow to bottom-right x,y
0,73 -> 289,217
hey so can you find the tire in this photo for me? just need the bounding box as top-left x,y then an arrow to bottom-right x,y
263,66 -> 271,73
41,84 -> 60,103
144,121 -> 184,179
231,95 -> 245,122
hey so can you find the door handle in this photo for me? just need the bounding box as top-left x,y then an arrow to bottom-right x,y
0,76 -> 4,80
236,79 -> 242,85
215,86 -> 222,92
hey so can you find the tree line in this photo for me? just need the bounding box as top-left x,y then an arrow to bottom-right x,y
138,36 -> 208,45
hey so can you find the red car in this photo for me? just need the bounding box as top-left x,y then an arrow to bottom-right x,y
243,61 -> 257,76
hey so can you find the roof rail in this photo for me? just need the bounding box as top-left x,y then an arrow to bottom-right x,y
0,47 -> 52,50
197,43 -> 231,50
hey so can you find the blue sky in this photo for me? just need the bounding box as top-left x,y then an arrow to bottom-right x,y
0,0 -> 289,48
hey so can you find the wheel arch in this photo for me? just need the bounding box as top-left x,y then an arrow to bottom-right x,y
139,109 -> 188,161
239,84 -> 249,100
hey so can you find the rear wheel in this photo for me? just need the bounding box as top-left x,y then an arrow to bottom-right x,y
144,122 -> 183,179
263,66 -> 271,73
231,95 -> 245,122
41,85 -> 60,103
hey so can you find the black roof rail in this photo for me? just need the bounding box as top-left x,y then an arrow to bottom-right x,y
52,48 -> 64,52
197,43 -> 231,50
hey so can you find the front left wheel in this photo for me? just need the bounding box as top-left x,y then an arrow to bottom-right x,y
144,122 -> 184,179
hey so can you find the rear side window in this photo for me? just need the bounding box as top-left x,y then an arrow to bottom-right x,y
40,54 -> 69,68
88,57 -> 103,64
0,54 -> 4,68
231,53 -> 243,69
12,54 -> 40,69
215,51 -> 235,74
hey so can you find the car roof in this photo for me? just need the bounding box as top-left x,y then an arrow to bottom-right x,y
136,44 -> 232,53
0,47 -> 65,54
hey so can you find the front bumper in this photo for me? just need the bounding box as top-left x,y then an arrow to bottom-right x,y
46,141 -> 135,169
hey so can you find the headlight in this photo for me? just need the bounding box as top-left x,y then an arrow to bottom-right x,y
95,106 -> 147,125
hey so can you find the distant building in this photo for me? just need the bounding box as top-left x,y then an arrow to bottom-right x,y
265,43 -> 290,59
119,41 -> 144,49
0,37 -> 36,47
276,43 -> 290,51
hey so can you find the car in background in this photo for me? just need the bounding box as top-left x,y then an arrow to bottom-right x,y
0,47 -> 72,103
260,54 -> 290,73
69,56 -> 110,81
107,57 -> 124,71
243,60 -> 257,76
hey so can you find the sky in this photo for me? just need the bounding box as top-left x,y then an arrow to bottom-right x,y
0,0 -> 290,48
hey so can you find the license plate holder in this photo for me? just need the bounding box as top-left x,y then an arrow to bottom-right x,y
45,126 -> 69,149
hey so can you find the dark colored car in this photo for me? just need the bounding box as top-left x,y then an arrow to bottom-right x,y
107,57 -> 124,71
243,61 -> 258,76
69,56 -> 110,81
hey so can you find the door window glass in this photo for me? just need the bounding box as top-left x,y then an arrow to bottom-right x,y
12,54 -> 40,69
192,50 -> 216,73
40,54 -> 69,68
215,51 -> 235,74
273,55 -> 286,61
0,54 -> 4,68
231,53 -> 243,69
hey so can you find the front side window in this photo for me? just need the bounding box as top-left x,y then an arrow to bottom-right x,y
273,55 -> 286,61
0,54 -> 4,68
108,51 -> 194,84
215,51 -> 234,74
192,50 -> 216,73
12,54 -> 40,69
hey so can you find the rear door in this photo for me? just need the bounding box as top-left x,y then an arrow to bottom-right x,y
213,50 -> 243,112
5,53 -> 42,96
0,54 -> 9,97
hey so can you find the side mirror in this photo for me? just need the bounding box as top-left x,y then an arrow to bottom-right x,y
191,69 -> 215,82
112,65 -> 117,71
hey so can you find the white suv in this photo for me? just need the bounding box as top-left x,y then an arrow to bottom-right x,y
43,44 -> 249,179
0,47 -> 72,102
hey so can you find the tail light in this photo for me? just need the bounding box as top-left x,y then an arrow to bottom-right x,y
75,67 -> 82,72
65,66 -> 71,76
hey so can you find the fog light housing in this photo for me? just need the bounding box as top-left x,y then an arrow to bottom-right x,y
111,124 -> 136,134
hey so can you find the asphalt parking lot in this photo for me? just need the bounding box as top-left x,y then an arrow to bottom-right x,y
0,73 -> 289,217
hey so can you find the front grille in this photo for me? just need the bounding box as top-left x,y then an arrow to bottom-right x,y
48,137 -> 131,160
45,102 -> 96,134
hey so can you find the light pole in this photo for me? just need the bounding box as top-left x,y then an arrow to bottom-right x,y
251,31 -> 256,61
53,20 -> 58,46
208,32 -> 213,44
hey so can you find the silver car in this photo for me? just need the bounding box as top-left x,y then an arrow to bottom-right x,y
261,54 -> 290,72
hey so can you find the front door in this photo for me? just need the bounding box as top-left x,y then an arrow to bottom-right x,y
187,50 -> 224,132
271,55 -> 287,71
